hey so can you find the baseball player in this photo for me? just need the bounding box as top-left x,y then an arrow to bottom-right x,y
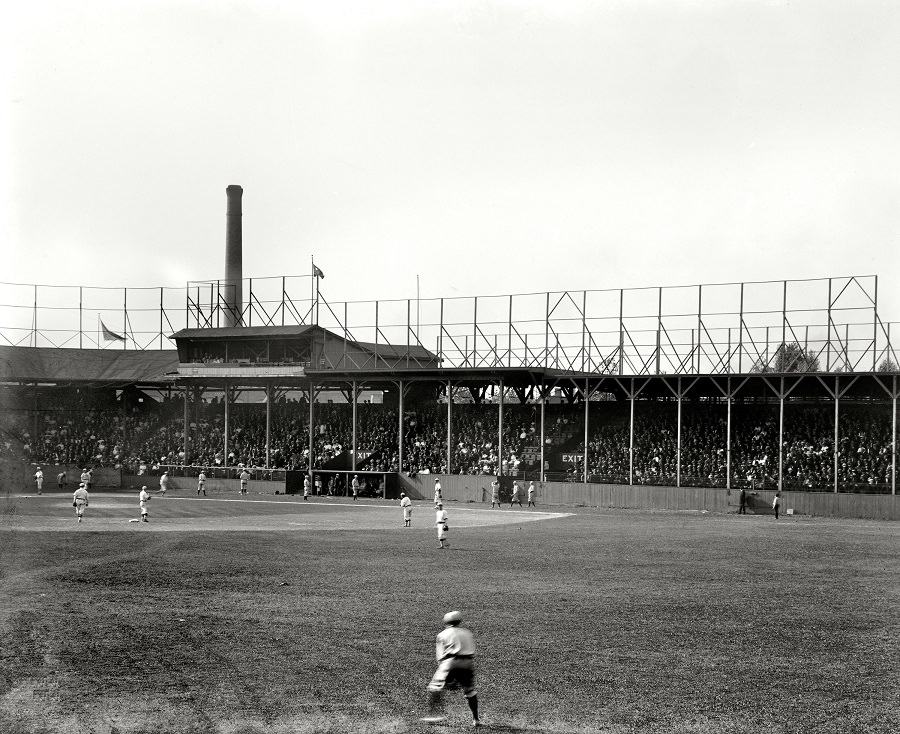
490,479 -> 500,508
509,481 -> 522,507
314,474 -> 323,496
72,483 -> 89,522
433,478 -> 443,507
421,611 -> 480,727
527,481 -> 536,507
239,468 -> 250,495
303,475 -> 311,500
57,470 -> 67,489
435,502 -> 449,549
400,492 -> 412,527
80,468 -> 92,490
139,485 -> 151,522
197,470 -> 207,496
351,474 -> 360,501
159,471 -> 169,496
34,467 -> 43,495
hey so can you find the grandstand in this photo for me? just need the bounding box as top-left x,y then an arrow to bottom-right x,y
2,271 -> 897,520
1,191 -> 897,517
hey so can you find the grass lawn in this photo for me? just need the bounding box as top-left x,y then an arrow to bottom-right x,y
1,493 -> 898,733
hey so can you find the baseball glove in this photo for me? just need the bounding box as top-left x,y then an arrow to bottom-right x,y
72,501 -> 77,507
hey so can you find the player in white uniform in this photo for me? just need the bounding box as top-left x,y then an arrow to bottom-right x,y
197,471 -> 207,496
422,611 -> 480,727
139,486 -> 151,522
400,492 -> 412,527
351,475 -> 360,501
34,467 -> 44,495
527,481 -> 536,507
72,483 -> 89,522
509,481 -> 522,507
435,502 -> 449,549
433,479 -> 443,507
159,471 -> 169,496
303,476 -> 311,500
490,479 -> 500,508
239,469 -> 250,495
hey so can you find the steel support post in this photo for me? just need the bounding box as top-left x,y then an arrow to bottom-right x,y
224,381 -> 230,470
498,379 -> 504,477
396,380 -> 403,474
676,378 -> 682,487
778,377 -> 784,492
540,380 -> 546,482
183,386 -> 190,466
583,378 -> 590,484
834,377 -> 840,494
353,380 -> 359,472
265,382 -> 271,469
446,381 -> 452,475
308,382 -> 315,481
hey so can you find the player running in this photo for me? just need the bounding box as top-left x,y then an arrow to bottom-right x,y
421,611 -> 481,727
509,481 -> 522,507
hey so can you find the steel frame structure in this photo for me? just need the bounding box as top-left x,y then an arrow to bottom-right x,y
1,274 -> 897,375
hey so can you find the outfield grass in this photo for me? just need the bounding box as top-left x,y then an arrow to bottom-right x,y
1,495 -> 898,733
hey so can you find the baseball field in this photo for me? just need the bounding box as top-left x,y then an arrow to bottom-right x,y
1,489 -> 898,734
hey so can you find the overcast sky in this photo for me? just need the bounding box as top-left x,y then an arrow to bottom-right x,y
2,0 -> 898,325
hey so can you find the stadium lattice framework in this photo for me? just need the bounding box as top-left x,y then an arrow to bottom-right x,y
1,273 -> 898,506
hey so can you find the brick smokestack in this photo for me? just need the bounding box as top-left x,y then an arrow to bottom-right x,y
224,185 -> 243,327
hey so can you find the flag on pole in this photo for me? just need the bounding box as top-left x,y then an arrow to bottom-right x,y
100,319 -> 125,342
313,264 -> 325,279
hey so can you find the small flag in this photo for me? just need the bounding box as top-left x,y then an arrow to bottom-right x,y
100,319 -> 125,342
313,264 -> 325,279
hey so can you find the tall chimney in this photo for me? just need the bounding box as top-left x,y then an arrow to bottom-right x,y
224,185 -> 243,327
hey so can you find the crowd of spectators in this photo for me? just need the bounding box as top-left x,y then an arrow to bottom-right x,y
3,392 -> 896,492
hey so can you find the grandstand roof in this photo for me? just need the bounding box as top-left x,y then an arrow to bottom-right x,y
171,325 -> 317,340
0,346 -> 178,385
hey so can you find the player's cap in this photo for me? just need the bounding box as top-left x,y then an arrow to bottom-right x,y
400,492 -> 406,497
442,611 -> 462,626
437,502 -> 443,508
141,485 -> 147,490
434,478 -> 439,481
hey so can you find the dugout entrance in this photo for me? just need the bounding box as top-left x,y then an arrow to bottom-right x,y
285,470 -> 399,499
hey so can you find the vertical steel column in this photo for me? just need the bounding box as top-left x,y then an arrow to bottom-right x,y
32,284 -> 37,347
544,292 -> 550,369
726,378 -> 732,491
892,376 -> 897,496
159,287 -> 164,349
618,289 -> 625,375
498,379 -> 504,476
473,296 -> 478,367
397,380 -> 403,474
446,381 -> 452,474
507,295 -> 513,368
826,278 -> 832,371
873,276 -> 879,371
540,381 -> 546,482
248,278 -> 253,327
778,377 -> 784,492
282,276 -> 286,326
583,377 -> 590,484
223,381 -> 230,470
308,381 -> 315,480
656,287 -> 662,375
265,382 -> 271,469
353,380 -> 359,472
833,376 -> 840,493
697,285 -> 703,374
183,386 -> 190,466
629,378 -> 635,485
79,287 -> 83,349
439,298 -> 444,365
781,280 -> 787,361
582,290 -> 588,372
738,282 -> 744,373
676,377 -> 682,487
